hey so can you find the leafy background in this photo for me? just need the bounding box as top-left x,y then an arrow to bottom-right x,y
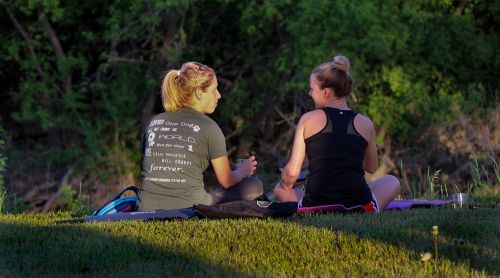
0,0 -> 498,212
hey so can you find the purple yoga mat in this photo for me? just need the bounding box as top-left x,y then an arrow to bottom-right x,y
384,200 -> 453,211
296,200 -> 453,214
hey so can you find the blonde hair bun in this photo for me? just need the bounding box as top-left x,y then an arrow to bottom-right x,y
332,55 -> 350,73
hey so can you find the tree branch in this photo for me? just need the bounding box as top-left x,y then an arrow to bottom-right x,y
273,105 -> 295,128
41,165 -> 75,212
160,9 -> 182,62
2,3 -> 49,83
110,18 -> 141,53
38,5 -> 72,94
109,56 -> 153,65
141,90 -> 158,128
454,0 -> 468,15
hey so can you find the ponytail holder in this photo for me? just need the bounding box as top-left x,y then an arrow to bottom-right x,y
176,70 -> 180,77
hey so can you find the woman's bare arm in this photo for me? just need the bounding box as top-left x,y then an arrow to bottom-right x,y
211,155 -> 257,188
280,116 -> 308,189
355,114 -> 378,174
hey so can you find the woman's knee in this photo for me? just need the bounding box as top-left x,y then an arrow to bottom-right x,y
273,183 -> 281,195
371,175 -> 400,198
385,175 -> 401,194
273,183 -> 290,201
239,176 -> 264,196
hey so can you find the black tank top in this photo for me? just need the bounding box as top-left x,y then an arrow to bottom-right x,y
302,107 -> 372,208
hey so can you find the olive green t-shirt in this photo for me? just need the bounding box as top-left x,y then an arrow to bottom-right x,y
139,108 -> 227,210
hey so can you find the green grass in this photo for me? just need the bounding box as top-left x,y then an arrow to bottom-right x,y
0,189 -> 5,214
1,208 -> 498,277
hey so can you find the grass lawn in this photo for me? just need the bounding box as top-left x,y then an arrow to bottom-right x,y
0,208 -> 498,277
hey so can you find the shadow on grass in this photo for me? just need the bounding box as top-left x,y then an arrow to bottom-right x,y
0,208 -> 498,276
0,220 -> 244,277
290,207 -> 499,275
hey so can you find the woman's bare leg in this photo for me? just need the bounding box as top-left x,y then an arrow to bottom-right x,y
211,177 -> 264,204
273,183 -> 304,202
369,175 -> 401,211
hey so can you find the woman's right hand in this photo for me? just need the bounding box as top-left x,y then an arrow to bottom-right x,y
236,155 -> 257,178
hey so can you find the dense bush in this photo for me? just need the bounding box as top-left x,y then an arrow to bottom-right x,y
0,122 -> 6,213
1,0 -> 498,208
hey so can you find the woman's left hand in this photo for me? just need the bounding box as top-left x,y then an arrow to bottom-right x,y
236,155 -> 257,178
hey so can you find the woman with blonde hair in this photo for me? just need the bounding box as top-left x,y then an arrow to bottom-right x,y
274,56 -> 400,212
140,62 -> 263,210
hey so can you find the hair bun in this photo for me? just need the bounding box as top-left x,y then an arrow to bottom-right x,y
332,55 -> 350,72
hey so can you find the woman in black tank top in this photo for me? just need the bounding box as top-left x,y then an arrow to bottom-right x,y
273,56 -> 400,212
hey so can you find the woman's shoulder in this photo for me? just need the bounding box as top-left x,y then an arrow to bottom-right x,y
353,112 -> 375,140
175,108 -> 218,126
147,110 -> 220,130
183,111 -> 224,137
353,112 -> 374,129
300,109 -> 325,124
196,112 -> 220,128
146,112 -> 168,125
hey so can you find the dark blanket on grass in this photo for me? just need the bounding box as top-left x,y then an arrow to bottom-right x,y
193,200 -> 298,219
85,208 -> 197,222
85,199 -> 453,222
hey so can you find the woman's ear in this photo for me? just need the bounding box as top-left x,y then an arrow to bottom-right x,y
323,88 -> 330,99
194,89 -> 202,100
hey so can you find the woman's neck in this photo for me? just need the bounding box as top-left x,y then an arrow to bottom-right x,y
322,97 -> 348,110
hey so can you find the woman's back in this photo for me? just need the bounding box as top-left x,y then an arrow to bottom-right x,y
302,107 -> 372,207
139,61 -> 262,211
274,55 -> 400,211
140,108 -> 227,210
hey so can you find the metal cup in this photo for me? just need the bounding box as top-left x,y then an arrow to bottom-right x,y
237,158 -> 252,178
452,193 -> 468,208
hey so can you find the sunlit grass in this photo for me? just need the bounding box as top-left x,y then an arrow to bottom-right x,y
1,208 -> 498,277
0,189 -> 5,214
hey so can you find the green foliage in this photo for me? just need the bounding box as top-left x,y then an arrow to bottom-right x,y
1,0 -> 499,205
468,150 -> 500,207
0,122 -> 6,214
286,0 -> 498,144
0,192 -> 5,215
471,185 -> 500,208
471,151 -> 500,189
363,67 -> 463,142
0,209 -> 498,276
54,184 -> 90,217
1,0 -> 188,176
401,151 -> 500,207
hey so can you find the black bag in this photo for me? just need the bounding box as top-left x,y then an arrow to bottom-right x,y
193,200 -> 298,219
